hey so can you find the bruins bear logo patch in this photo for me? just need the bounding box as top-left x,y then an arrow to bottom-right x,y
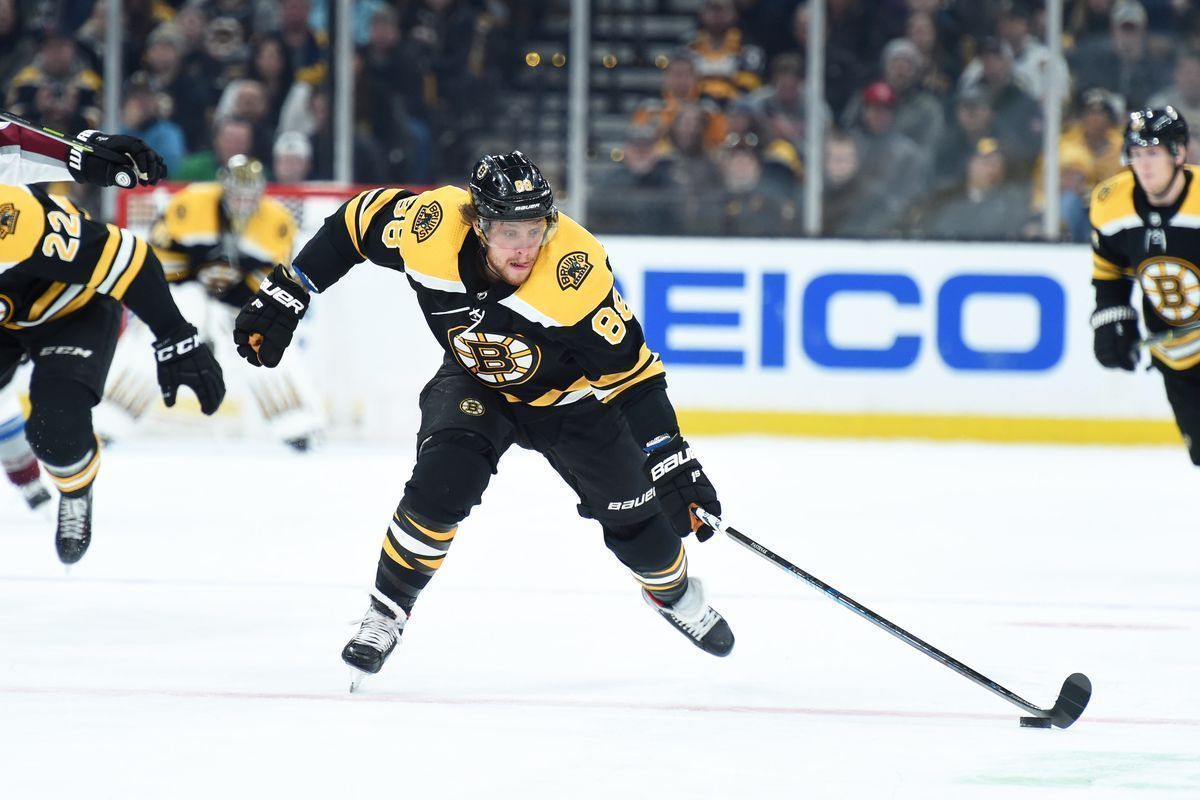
0,203 -> 19,239
412,202 -> 443,243
556,251 -> 593,291
459,398 -> 485,416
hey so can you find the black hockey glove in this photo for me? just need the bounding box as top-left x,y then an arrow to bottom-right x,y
644,435 -> 721,542
67,130 -> 166,188
153,324 -> 225,415
233,265 -> 309,368
1091,305 -> 1140,371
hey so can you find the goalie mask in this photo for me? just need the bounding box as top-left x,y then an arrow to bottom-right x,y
468,151 -> 558,246
219,154 -> 266,231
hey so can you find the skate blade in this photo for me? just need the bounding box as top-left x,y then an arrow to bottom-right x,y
348,667 -> 370,693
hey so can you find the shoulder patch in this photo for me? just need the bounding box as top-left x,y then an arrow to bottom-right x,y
0,203 -> 20,239
1096,184 -> 1111,204
556,251 -> 594,291
412,201 -> 443,243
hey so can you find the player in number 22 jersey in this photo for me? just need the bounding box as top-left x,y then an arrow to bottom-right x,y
233,151 -> 734,688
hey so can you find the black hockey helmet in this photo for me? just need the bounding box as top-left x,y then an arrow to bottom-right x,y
1123,105 -> 1189,163
468,151 -> 557,222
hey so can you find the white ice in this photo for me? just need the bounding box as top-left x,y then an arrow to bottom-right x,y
1,436 -> 1197,799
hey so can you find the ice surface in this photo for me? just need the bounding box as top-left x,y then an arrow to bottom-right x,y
1,437 -> 1197,799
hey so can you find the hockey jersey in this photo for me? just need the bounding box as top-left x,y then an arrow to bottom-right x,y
0,184 -> 151,331
293,185 -> 666,410
1091,166 -> 1200,371
151,183 -> 298,307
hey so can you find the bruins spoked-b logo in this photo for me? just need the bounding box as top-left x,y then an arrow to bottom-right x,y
0,293 -> 12,325
0,203 -> 19,239
556,251 -> 593,291
412,202 -> 443,243
459,398 -> 485,416
448,327 -> 541,386
1139,257 -> 1200,323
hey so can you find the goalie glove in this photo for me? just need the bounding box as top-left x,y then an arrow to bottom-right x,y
67,130 -> 166,187
643,434 -> 721,542
1090,305 -> 1139,371
153,323 -> 225,415
233,264 -> 309,368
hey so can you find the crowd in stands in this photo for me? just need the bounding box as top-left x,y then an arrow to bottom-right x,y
594,0 -> 1200,241
5,0 -> 1200,241
3,0 -> 516,189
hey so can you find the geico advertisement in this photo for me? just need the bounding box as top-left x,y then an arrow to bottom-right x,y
599,237 -> 1173,422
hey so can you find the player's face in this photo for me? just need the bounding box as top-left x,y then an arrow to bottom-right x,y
1129,145 -> 1183,196
481,219 -> 549,286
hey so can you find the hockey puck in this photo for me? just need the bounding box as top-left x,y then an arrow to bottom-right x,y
1020,716 -> 1053,729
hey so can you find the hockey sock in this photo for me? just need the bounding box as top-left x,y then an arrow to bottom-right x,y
633,540 -> 689,605
604,515 -> 690,605
374,503 -> 458,614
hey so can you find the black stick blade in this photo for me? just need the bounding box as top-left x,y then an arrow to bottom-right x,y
1049,673 -> 1092,729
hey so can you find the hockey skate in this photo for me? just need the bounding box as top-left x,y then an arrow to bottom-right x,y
55,487 -> 93,565
342,594 -> 407,692
643,578 -> 734,657
18,478 -> 53,517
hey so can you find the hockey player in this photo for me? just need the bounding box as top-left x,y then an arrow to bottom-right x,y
1,155 -> 224,563
233,152 -> 731,685
98,155 -> 324,450
1090,106 -> 1200,465
1,119 -> 166,516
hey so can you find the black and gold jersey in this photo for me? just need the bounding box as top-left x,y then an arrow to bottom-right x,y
151,183 -> 298,306
293,185 -> 666,411
1091,166 -> 1200,371
0,184 -> 152,332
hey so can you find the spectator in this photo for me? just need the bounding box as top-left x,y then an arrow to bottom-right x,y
306,87 -> 387,183
961,0 -> 1070,102
685,0 -> 766,107
698,140 -> 799,236
821,131 -> 903,238
960,36 -> 1043,175
245,34 -> 297,137
214,79 -> 275,164
722,100 -> 803,192
917,138 -> 1032,240
272,130 -> 312,183
361,5 -> 435,183
0,0 -> 37,88
7,27 -> 102,130
632,53 -> 728,151
279,0 -> 329,87
200,16 -> 251,95
118,73 -> 186,174
790,2 -> 864,116
845,81 -> 931,206
143,23 -> 210,152
1071,0 -> 1171,109
592,124 -> 686,234
733,0 -> 803,63
744,53 -> 832,160
932,85 -> 999,194
842,38 -> 944,156
1148,49 -> 1200,126
175,114 -> 254,180
905,11 -> 956,98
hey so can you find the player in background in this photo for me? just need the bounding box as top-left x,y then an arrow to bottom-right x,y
1,123 -> 224,562
1090,106 -> 1200,465
233,152 -> 731,688
1,118 -> 167,516
97,155 -> 324,450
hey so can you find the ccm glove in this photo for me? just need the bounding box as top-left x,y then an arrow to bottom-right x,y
644,435 -> 721,542
67,130 -> 166,188
153,324 -> 225,415
1091,305 -> 1140,371
233,264 -> 309,368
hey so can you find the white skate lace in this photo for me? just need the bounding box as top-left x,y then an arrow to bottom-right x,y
351,609 -> 402,651
57,496 -> 89,541
667,606 -> 720,639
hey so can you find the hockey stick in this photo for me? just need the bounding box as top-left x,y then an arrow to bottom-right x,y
1139,320 -> 1200,349
0,109 -> 145,186
692,507 -> 1092,729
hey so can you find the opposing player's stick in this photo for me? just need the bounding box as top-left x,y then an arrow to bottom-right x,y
692,507 -> 1092,729
0,109 -> 145,187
